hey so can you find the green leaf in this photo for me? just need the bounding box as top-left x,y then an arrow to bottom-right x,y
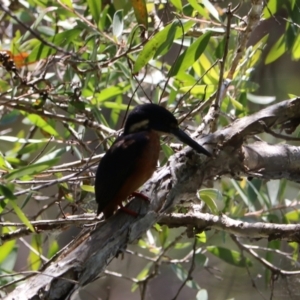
35,146 -> 70,164
263,0 -> 277,19
93,83 -> 131,103
292,35 -> 300,60
188,0 -> 209,18
27,28 -> 81,63
231,179 -> 256,211
207,246 -> 252,267
9,200 -> 35,232
133,21 -> 195,73
0,153 -> 12,171
168,32 -> 211,77
60,0 -> 73,8
47,240 -> 59,258
170,0 -> 183,10
133,21 -> 179,73
159,225 -> 169,247
174,242 -> 191,249
0,227 -> 16,264
131,262 -> 152,291
81,185 -> 95,193
113,10 -> 124,39
265,34 -> 286,64
284,210 -> 300,222
0,184 -> 16,200
171,264 -> 201,289
87,0 -> 102,25
199,189 -> 221,214
179,85 -> 215,96
24,114 -> 59,137
4,158 -> 60,180
29,235 -> 42,271
196,232 -> 206,243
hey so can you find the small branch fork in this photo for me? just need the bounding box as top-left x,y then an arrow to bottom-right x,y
231,235 -> 300,276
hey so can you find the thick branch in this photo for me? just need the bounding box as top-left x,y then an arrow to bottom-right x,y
4,97 -> 300,299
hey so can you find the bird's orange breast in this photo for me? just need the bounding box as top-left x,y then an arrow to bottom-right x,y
96,130 -> 160,218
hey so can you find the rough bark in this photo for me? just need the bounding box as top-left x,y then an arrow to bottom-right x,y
4,97 -> 300,300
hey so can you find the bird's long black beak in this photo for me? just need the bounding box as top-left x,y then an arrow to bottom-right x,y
171,128 -> 211,157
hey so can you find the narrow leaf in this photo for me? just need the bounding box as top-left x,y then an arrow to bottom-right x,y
168,32 -> 211,77
130,0 -> 148,29
9,200 -> 35,232
25,114 -> 59,137
113,10 -> 124,38
265,34 -> 286,64
207,246 -> 252,267
133,21 -> 179,73
0,227 -> 16,264
4,158 -> 60,180
87,0 -> 102,25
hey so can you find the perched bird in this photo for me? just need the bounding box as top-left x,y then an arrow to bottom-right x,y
95,103 -> 211,218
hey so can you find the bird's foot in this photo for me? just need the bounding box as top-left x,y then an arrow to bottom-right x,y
129,191 -> 149,202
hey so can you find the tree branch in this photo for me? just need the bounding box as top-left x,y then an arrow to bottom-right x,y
4,97 -> 300,299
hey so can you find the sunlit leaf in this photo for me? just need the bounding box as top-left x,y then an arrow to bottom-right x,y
47,240 -> 60,258
133,21 -> 179,73
93,83 -> 131,103
265,34 -> 286,64
196,232 -> 206,243
130,0 -> 148,29
133,21 -> 195,73
284,210 -> 300,222
29,235 -> 42,271
132,262 -> 152,291
24,114 -> 59,137
0,227 -> 16,264
60,0 -> 73,8
170,0 -> 183,10
113,10 -> 124,39
81,185 -> 95,193
207,246 -> 252,267
188,0 -> 209,18
9,200 -> 35,232
168,32 -> 211,77
174,242 -> 191,249
159,225 -> 169,247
